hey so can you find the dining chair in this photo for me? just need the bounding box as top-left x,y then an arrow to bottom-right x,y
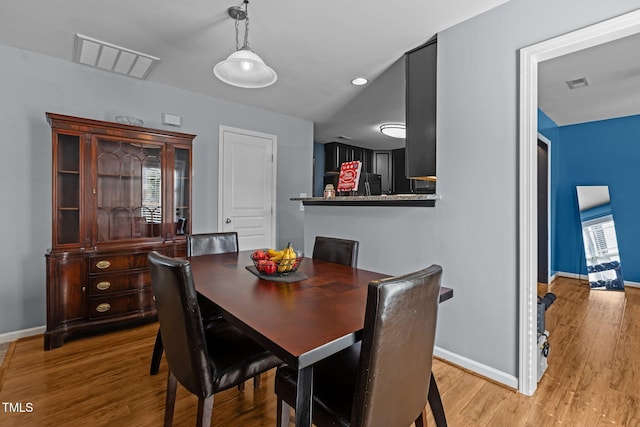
312,236 -> 359,267
148,251 -> 282,427
274,264 -> 443,427
150,232 -> 238,375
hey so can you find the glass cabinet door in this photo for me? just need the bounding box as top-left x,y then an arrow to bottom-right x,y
95,138 -> 163,242
173,147 -> 190,235
55,134 -> 81,245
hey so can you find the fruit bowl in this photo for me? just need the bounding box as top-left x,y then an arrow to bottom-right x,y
251,248 -> 303,276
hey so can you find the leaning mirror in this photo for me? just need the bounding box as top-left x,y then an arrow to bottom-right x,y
576,186 -> 624,291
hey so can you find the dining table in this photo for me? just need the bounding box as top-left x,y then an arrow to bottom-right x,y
190,250 -> 453,427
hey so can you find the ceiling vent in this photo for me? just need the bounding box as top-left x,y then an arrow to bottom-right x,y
566,77 -> 590,90
72,34 -> 160,80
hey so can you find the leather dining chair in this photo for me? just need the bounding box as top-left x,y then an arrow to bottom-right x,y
148,251 -> 282,427
150,233 -> 240,376
312,236 -> 359,267
274,264 -> 443,427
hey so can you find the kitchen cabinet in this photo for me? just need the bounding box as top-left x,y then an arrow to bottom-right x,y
45,113 -> 194,350
405,35 -> 437,179
392,148 -> 412,193
324,142 -> 373,173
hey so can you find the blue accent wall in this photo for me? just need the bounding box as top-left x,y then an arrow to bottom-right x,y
553,114 -> 640,282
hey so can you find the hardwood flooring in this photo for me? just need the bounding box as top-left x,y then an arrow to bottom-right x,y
0,277 -> 638,426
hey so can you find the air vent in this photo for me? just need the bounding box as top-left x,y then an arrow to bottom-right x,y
566,77 -> 590,90
337,135 -> 353,140
73,34 -> 160,80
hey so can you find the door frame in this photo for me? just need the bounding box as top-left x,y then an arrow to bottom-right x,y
217,125 -> 277,247
537,133 -> 552,285
518,9 -> 640,396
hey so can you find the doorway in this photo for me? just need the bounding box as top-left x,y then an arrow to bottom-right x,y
218,125 -> 277,250
518,9 -> 640,396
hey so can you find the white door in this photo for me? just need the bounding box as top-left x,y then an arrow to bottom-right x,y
218,126 -> 276,250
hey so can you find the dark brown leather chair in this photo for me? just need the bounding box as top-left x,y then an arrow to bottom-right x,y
148,251 -> 281,427
150,232 -> 238,375
275,264 -> 443,427
312,236 -> 359,267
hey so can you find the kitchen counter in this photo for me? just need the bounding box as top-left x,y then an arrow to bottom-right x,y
291,194 -> 440,207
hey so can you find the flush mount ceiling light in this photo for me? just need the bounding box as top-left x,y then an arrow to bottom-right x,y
351,77 -> 369,86
72,34 -> 159,80
566,76 -> 590,89
379,123 -> 406,139
214,0 -> 277,89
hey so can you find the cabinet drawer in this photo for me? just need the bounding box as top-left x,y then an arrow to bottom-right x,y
89,253 -> 148,273
88,271 -> 150,296
88,288 -> 155,319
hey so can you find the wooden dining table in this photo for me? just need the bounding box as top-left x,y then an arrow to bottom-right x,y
190,250 -> 453,427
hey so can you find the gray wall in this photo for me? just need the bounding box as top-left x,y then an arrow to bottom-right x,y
0,43 -> 312,335
434,0 -> 639,378
305,0 -> 640,382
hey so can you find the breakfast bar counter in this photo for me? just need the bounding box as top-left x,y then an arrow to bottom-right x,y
291,193 -> 441,207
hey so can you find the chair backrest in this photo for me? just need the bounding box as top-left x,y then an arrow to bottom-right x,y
312,236 -> 359,267
187,232 -> 239,257
351,264 -> 442,427
148,251 -> 214,399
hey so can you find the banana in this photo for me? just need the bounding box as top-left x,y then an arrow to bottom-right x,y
278,243 -> 296,273
269,249 -> 284,261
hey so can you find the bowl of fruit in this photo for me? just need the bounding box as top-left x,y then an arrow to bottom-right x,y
251,243 -> 303,276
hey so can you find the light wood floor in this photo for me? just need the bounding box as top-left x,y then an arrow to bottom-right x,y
1,277 -> 639,426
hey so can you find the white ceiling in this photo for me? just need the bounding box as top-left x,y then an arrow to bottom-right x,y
538,31 -> 640,127
0,0 -> 508,148
1,1 -> 637,149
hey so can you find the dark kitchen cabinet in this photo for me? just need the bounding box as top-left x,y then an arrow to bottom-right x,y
392,148 -> 411,193
324,142 -> 373,173
405,35 -> 437,179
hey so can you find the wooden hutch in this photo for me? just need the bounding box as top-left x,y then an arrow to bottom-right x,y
45,113 -> 194,350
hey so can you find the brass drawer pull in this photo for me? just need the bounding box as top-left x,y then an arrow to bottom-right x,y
96,303 -> 111,313
96,281 -> 111,291
96,260 -> 111,269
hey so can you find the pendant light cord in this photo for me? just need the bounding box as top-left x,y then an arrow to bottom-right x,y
234,0 -> 250,51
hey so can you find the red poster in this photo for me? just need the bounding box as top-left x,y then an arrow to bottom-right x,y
336,161 -> 362,192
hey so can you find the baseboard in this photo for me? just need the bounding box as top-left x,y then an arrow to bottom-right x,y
0,326 -> 45,344
555,271 -> 584,280
434,346 -> 518,389
554,271 -> 640,288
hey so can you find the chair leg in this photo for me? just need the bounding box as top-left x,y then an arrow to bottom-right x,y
253,374 -> 261,388
150,328 -> 164,375
276,397 -> 291,427
197,395 -> 214,427
414,406 -> 428,427
428,372 -> 448,427
164,369 -> 178,427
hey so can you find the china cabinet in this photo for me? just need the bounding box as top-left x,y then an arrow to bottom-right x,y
45,113 -> 194,350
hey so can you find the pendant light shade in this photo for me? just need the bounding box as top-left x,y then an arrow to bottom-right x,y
214,48 -> 277,88
214,1 -> 277,89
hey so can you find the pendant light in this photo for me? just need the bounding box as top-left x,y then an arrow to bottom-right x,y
214,0 -> 277,88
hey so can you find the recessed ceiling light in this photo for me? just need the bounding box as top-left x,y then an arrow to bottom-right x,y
566,77 -> 589,89
379,123 -> 405,139
351,77 -> 368,86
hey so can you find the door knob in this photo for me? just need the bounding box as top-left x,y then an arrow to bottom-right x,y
225,218 -> 232,224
